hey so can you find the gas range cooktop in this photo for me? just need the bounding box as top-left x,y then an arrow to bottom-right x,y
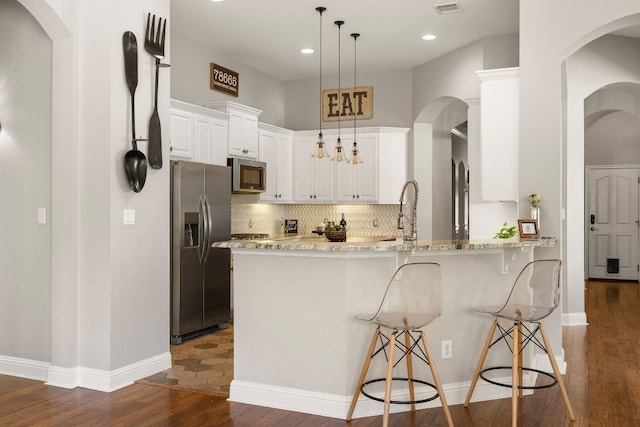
230,233 -> 270,240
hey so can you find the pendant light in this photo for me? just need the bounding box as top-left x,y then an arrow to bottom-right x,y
312,6 -> 331,159
332,20 -> 347,162
349,33 -> 361,164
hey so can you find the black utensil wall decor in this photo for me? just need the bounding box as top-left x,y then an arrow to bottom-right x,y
144,13 -> 170,170
123,31 -> 148,193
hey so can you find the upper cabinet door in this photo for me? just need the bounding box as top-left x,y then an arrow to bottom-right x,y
170,99 -> 229,165
204,101 -> 262,159
275,132 -> 293,202
169,108 -> 195,160
258,129 -> 278,200
353,134 -> 378,202
293,134 -> 333,203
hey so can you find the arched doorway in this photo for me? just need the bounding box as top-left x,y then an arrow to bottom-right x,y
412,97 -> 469,240
564,24 -> 640,324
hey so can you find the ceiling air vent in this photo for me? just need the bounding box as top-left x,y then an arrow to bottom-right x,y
433,2 -> 461,14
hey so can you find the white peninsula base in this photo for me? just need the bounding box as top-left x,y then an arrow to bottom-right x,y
224,241 -> 564,420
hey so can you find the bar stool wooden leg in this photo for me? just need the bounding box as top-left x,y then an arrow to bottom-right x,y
539,323 -> 576,420
404,331 -> 416,413
512,321 -> 519,427
465,320 -> 498,406
347,326 -> 381,421
382,331 -> 397,427
420,332 -> 454,427
517,323 -> 524,399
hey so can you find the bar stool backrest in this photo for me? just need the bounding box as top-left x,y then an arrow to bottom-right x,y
366,262 -> 442,330
496,259 -> 562,322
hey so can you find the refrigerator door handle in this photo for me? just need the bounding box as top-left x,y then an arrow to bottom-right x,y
198,195 -> 208,264
203,195 -> 213,263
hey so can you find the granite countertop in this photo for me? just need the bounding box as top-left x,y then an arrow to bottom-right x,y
212,234 -> 558,252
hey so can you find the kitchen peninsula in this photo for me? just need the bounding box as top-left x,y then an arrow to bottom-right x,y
212,236 -> 559,419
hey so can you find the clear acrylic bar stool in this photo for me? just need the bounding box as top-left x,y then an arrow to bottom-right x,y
346,262 -> 453,427
464,259 -> 575,426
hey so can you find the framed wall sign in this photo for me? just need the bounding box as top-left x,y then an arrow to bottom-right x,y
284,219 -> 298,234
322,86 -> 373,122
518,219 -> 539,239
210,63 -> 239,97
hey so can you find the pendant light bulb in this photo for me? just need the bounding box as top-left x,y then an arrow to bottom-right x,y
350,145 -> 360,164
316,134 -> 326,159
350,32 -> 361,165
334,138 -> 345,161
332,20 -> 347,162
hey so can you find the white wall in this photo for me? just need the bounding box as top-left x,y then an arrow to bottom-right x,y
284,68 -> 413,131
170,34 -> 286,127
520,2 -> 640,345
4,0 -> 172,390
0,0 -> 52,364
411,36 -> 520,240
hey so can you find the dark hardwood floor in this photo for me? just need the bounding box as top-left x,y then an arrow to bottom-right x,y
0,280 -> 637,426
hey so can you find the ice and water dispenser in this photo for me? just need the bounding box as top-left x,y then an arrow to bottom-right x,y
184,212 -> 199,248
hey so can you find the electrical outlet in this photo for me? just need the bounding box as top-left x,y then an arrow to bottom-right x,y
441,340 -> 452,359
373,218 -> 379,227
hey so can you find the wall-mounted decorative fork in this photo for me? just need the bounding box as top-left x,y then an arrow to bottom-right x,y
144,13 -> 170,170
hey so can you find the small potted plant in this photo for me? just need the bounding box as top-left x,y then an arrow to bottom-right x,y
494,222 -> 517,240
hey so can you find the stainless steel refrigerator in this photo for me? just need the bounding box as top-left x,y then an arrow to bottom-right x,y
170,160 -> 231,344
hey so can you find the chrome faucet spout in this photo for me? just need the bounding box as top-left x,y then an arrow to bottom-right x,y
398,179 -> 419,241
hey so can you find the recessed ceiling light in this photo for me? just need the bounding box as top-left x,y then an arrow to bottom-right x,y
210,0 -> 224,2
301,48 -> 314,54
422,34 -> 437,41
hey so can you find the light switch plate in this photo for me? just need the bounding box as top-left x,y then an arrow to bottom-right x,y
37,207 -> 46,224
123,209 -> 135,225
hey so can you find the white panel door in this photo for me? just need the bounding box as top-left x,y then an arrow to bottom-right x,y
587,168 -> 639,280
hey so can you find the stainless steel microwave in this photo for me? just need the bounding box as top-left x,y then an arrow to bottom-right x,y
227,157 -> 267,194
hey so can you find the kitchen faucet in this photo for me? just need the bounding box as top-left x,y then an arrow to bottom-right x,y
398,179 -> 419,241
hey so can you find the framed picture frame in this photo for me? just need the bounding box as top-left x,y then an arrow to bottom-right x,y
518,219 -> 539,239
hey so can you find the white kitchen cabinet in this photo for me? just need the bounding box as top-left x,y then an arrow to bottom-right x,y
376,127 -> 409,203
169,107 -> 194,160
303,127 -> 408,204
334,133 -> 378,203
259,123 -> 293,203
170,99 -> 228,166
204,101 -> 262,159
477,67 -> 519,202
293,132 -> 333,203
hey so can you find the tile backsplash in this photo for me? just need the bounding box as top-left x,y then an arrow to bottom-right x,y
231,195 -> 402,237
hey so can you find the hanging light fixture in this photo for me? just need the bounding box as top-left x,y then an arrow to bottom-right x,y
312,6 -> 331,159
332,20 -> 347,162
349,32 -> 361,164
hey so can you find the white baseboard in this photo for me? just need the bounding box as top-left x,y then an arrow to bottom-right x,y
47,351 -> 172,391
229,374 -> 534,420
562,312 -> 587,326
0,355 -> 50,381
534,351 -> 567,375
1,351 -> 171,392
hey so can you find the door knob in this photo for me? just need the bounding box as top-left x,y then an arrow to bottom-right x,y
590,227 -> 599,231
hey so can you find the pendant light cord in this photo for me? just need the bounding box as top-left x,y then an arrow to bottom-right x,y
317,7 -> 325,137
351,33 -> 360,151
336,21 -> 343,141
